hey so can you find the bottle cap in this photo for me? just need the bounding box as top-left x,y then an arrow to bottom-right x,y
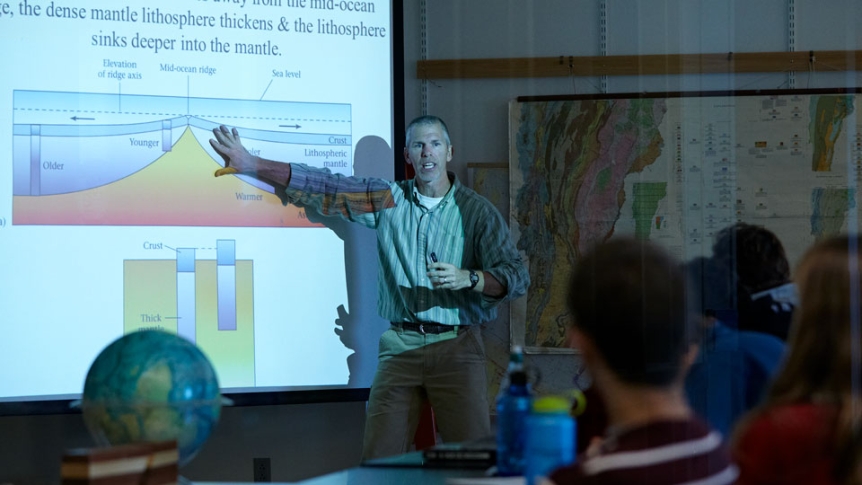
509,346 -> 524,364
568,389 -> 587,416
532,396 -> 570,414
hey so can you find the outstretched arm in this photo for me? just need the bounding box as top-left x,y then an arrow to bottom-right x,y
210,125 -> 292,190
210,125 -> 396,225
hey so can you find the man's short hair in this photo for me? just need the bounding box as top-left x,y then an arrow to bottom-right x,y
567,237 -> 698,387
405,115 -> 451,147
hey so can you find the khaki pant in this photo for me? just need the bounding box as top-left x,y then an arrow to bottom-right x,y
361,324 -> 490,460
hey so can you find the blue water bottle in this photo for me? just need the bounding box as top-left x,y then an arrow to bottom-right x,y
495,369 -> 532,476
524,396 -> 575,485
498,345 -> 525,391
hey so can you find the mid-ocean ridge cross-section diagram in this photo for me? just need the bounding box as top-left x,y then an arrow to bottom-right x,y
12,90 -> 353,227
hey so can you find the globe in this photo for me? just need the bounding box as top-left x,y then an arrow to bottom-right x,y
81,329 -> 223,467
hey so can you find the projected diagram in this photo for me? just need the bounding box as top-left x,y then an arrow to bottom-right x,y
124,239 -> 254,388
12,90 -> 353,227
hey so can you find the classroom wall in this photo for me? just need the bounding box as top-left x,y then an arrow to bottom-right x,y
2,1 -> 860,483
402,0 -> 862,398
405,0 -> 861,179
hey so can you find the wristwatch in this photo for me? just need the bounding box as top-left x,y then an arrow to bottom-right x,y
469,270 -> 480,289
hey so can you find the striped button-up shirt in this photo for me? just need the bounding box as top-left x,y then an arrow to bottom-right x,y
285,163 -> 529,326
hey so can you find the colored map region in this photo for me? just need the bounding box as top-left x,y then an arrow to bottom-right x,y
811,187 -> 857,239
632,182 -> 668,239
809,95 -> 854,172
511,98 -> 667,348
508,92 -> 862,351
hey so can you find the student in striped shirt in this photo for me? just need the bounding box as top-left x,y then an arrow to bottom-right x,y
547,238 -> 737,485
210,116 -> 529,460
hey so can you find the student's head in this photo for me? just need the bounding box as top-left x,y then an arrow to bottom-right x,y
567,237 -> 698,387
769,234 -> 862,402
712,222 -> 790,293
756,234 -> 862,483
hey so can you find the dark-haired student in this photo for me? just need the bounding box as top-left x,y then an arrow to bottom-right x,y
712,222 -> 797,341
209,116 -> 529,460
683,255 -> 786,439
547,238 -> 737,485
732,234 -> 862,485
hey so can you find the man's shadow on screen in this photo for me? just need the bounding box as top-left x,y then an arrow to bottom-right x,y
280,136 -> 392,386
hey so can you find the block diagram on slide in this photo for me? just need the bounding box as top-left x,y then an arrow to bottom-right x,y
124,239 -> 255,388
11,90 -> 353,227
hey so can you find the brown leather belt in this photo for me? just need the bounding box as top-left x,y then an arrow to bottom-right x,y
392,322 -> 460,334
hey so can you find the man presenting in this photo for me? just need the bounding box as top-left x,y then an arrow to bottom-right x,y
210,115 -> 529,459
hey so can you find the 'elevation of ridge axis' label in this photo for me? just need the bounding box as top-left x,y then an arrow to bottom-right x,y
12,90 -> 352,227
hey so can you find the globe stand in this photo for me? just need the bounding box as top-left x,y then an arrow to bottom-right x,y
75,330 -> 231,485
72,396 -> 232,484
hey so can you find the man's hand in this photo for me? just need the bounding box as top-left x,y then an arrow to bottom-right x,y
427,262 -> 471,290
210,125 -> 257,177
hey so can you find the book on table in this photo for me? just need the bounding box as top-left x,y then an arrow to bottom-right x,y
422,437 -> 497,468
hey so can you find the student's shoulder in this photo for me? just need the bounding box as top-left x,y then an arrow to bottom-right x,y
737,328 -> 786,358
734,403 -> 837,483
739,403 -> 835,447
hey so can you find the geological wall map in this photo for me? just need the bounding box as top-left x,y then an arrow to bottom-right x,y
510,92 -> 860,349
